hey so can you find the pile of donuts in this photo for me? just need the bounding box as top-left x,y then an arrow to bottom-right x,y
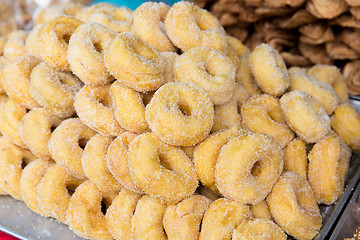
0,1 -> 359,240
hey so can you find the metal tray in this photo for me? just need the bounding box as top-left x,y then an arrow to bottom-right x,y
1,100 -> 360,240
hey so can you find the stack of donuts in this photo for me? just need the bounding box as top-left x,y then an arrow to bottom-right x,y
0,1 -> 359,240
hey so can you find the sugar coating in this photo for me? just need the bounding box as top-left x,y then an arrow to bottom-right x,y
284,138 -> 308,178
236,54 -> 263,96
3,30 -> 28,59
250,200 -> 273,220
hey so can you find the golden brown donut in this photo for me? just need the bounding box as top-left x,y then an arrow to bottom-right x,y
68,22 -> 116,85
3,30 -> 28,59
128,132 -> 198,204
267,171 -> 322,240
106,132 -> 143,194
165,1 -> 227,52
110,81 -> 150,133
66,181 -> 113,240
331,103 -> 360,151
29,62 -> 83,118
48,118 -> 96,179
215,132 -> 283,204
25,24 -> 43,58
38,16 -> 83,71
20,159 -> 53,215
0,137 -> 36,200
104,32 -> 165,92
81,134 -> 121,193
236,54 -> 262,96
199,198 -> 252,240
163,194 -> 212,240
145,82 -> 214,146
284,138 -> 308,178
174,47 -> 236,105
132,2 -> 176,52
106,188 -> 142,240
74,84 -> 124,137
250,200 -> 273,220
308,135 -> 351,204
227,36 -> 250,57
2,55 -> 41,109
241,94 -> 295,148
19,108 -> 62,160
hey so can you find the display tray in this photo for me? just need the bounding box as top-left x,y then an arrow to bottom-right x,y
1,99 -> 360,240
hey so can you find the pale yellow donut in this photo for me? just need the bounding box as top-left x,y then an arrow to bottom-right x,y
81,134 -> 121,193
250,43 -> 289,96
215,132 -> 283,204
241,94 -> 295,148
104,32 -> 165,92
106,188 -> 142,240
128,132 -> 198,204
132,2 -> 176,52
284,138 -> 308,178
68,22 -> 116,85
19,108 -> 62,160
37,164 -> 84,222
145,82 -> 214,146
280,90 -> 330,143
106,132 -> 144,194
74,84 -> 124,137
250,200 -> 273,220
267,171 -> 322,240
35,2 -> 85,25
289,70 -> 340,115
199,198 -> 252,240
163,194 -> 212,240
308,135 -> 351,204
48,118 -> 96,179
3,31 -> 28,59
29,62 -> 83,118
161,51 -> 178,83
25,24 -> 43,57
175,47 -> 236,105
236,54 -> 262,96
110,81 -> 150,133
66,181 -> 113,240
331,103 -> 360,151
228,36 -> 250,57
165,1 -> 227,51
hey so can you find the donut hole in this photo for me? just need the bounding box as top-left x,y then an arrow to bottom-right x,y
159,19 -> 166,35
132,40 -> 155,60
158,153 -> 175,171
97,95 -> 113,108
275,52 -> 287,76
177,100 -> 192,117
57,72 -> 81,88
251,160 -> 262,177
62,34 -> 71,45
196,12 -> 217,31
93,41 -> 103,53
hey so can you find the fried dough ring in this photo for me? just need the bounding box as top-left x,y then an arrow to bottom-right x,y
128,133 -> 198,204
145,82 -> 214,146
236,54 -> 262,96
3,31 -> 28,59
284,138 -> 308,178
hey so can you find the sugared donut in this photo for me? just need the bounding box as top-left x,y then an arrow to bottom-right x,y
38,16 -> 83,71
110,81 -> 150,133
215,132 -> 283,204
25,24 -> 43,58
0,98 -> 28,148
267,171 -> 322,240
193,127 -> 245,195
331,104 -> 360,151
68,22 -> 116,85
106,188 -> 142,240
308,64 -> 349,103
29,62 -> 83,118
308,135 -> 351,204
19,108 -> 62,160
289,70 -> 340,115
37,164 -> 83,222
212,83 -> 249,132
35,2 -> 85,25
48,118 -> 96,179
145,82 -> 214,146
132,2 -> 176,52
227,36 -> 250,57
2,55 -> 41,109
0,137 -> 36,200
106,132 -> 143,194
132,195 -> 167,239
3,31 -> 28,59
165,1 -> 227,52
250,200 -> 273,220
232,218 -> 287,240
104,32 -> 165,92
66,181 -> 113,240
74,84 -> 124,137
284,138 -> 308,178
250,43 -> 289,97
241,94 -> 295,148
175,47 -> 235,105
163,194 -> 212,240
280,90 -> 330,143
20,159 -> 53,215
161,51 -> 178,83
199,198 -> 252,240
128,132 -> 198,204
236,54 -> 262,96
81,134 -> 121,193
